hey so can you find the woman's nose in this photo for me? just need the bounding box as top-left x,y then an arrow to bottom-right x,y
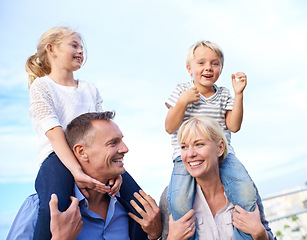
187,146 -> 196,157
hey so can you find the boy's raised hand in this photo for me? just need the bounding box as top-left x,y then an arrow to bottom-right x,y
232,72 -> 247,94
179,87 -> 200,105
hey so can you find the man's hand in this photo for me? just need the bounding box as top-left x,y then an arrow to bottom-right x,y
50,194 -> 83,240
128,190 -> 162,240
167,210 -> 196,240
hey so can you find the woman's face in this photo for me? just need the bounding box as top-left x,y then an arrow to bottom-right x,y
180,130 -> 225,180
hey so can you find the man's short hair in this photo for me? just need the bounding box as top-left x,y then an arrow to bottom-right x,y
65,111 -> 115,150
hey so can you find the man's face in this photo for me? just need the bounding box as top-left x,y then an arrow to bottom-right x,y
83,120 -> 128,182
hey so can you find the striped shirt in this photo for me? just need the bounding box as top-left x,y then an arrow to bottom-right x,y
165,81 -> 234,160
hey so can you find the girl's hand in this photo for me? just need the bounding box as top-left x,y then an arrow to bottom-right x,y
167,209 -> 196,240
232,72 -> 247,94
74,171 -> 110,198
108,175 -> 122,197
233,205 -> 268,240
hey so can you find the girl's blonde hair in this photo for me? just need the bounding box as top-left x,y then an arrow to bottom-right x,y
25,26 -> 86,87
178,116 -> 228,164
186,40 -> 224,70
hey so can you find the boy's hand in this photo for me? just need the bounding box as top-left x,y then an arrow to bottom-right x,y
74,171 -> 111,198
108,175 -> 122,197
232,72 -> 247,94
179,87 -> 200,105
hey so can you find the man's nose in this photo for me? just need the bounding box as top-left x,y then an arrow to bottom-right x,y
119,142 -> 129,154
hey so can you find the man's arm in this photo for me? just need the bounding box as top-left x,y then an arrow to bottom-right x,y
128,190 -> 162,240
49,194 -> 83,240
6,194 -> 39,240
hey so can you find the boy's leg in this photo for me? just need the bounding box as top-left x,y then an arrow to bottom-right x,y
220,153 -> 256,240
33,152 -> 74,240
219,153 -> 257,211
166,156 -> 196,221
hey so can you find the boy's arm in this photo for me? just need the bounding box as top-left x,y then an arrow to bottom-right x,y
46,126 -> 110,197
165,87 -> 200,134
225,73 -> 247,133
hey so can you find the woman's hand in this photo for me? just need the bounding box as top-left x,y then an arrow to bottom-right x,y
233,205 -> 269,240
108,175 -> 122,197
167,209 -> 196,240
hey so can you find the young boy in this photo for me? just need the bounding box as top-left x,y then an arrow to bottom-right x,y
165,40 -> 257,240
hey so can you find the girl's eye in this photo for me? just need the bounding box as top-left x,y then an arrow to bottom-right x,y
72,44 -> 77,48
196,143 -> 204,147
181,145 -> 187,150
212,62 -> 219,66
198,62 -> 204,65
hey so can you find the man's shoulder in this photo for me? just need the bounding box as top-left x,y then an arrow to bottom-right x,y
6,193 -> 39,240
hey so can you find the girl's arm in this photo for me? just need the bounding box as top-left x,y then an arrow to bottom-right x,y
46,126 -> 110,197
225,73 -> 247,132
233,205 -> 269,240
165,87 -> 200,134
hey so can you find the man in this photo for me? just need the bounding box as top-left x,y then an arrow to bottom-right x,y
7,111 -> 162,240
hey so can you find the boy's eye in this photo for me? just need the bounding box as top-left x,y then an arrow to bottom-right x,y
212,62 -> 219,66
198,62 -> 204,65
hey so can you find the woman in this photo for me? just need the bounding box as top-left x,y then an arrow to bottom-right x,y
160,116 -> 275,240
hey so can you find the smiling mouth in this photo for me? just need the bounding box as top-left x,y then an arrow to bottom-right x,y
112,158 -> 123,163
189,161 -> 203,167
74,56 -> 83,63
202,74 -> 213,78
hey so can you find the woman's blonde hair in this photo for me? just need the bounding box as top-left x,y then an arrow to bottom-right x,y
186,40 -> 224,70
25,26 -> 86,87
178,116 -> 228,164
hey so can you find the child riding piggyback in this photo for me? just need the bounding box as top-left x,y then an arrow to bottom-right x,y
165,40 -> 258,240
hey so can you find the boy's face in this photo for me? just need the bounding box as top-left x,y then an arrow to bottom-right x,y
186,46 -> 222,88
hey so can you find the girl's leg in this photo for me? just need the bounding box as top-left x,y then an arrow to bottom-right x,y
220,153 -> 257,240
33,152 -> 74,240
167,156 -> 198,240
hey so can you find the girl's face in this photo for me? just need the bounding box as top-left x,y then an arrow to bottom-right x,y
52,34 -> 84,72
186,46 -> 222,90
180,130 -> 225,181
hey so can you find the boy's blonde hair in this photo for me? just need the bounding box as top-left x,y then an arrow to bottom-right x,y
25,26 -> 86,87
178,116 -> 228,164
186,40 -> 224,70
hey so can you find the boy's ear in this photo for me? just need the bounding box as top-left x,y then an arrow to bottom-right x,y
186,64 -> 193,76
73,144 -> 89,162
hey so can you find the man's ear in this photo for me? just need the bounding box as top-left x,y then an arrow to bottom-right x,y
73,144 -> 89,162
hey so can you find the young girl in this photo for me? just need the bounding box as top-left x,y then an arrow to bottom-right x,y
26,26 -> 121,239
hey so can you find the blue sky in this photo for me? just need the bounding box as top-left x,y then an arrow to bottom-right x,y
1,0 -> 307,238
